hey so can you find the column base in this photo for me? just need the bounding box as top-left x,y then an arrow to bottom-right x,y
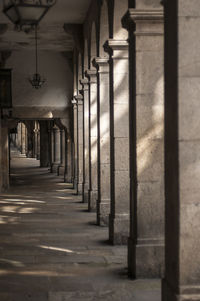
162,279 -> 200,301
88,189 -> 97,212
109,213 -> 129,245
58,165 -> 65,176
97,200 -> 110,226
51,163 -> 59,173
128,237 -> 164,279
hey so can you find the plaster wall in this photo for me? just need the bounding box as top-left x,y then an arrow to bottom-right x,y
6,50 -> 73,119
136,0 -> 161,9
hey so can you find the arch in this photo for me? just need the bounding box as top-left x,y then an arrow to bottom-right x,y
89,22 -> 97,69
113,0 -> 128,39
99,0 -> 109,57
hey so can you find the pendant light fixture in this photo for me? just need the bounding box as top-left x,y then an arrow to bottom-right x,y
2,0 -> 56,32
29,25 -> 45,89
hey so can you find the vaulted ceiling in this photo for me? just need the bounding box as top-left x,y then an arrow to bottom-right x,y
0,0 -> 91,51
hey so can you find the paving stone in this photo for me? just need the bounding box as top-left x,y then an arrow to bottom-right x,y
0,155 -> 161,301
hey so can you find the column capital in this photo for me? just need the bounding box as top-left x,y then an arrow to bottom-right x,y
103,39 -> 128,58
71,97 -> 77,106
92,57 -> 109,73
85,69 -> 97,83
74,94 -> 83,105
53,125 -> 60,132
80,78 -> 89,88
122,9 -> 164,35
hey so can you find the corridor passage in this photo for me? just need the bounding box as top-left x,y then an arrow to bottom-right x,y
0,151 -> 160,301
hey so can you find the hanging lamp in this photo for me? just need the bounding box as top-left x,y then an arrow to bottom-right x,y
2,0 -> 56,32
29,25 -> 45,89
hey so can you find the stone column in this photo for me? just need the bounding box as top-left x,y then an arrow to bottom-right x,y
51,125 -> 61,173
26,122 -> 34,158
162,1 -> 200,300
80,79 -> 89,203
40,121 -> 50,168
93,58 -> 110,226
75,95 -> 84,195
64,136 -> 73,183
72,99 -> 78,189
33,131 -> 38,159
122,8 -> 164,277
33,122 -> 38,159
36,127 -> 40,160
25,126 -> 28,155
16,122 -> 22,151
50,125 -> 54,172
58,129 -> 66,177
85,70 -> 98,212
0,119 -> 9,191
104,40 -> 129,244
21,123 -> 26,155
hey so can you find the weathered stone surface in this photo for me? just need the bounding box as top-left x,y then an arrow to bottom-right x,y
0,153 -> 160,301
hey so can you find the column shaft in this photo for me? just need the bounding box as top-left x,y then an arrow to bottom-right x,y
72,102 -> 78,189
65,136 -> 73,183
51,126 -> 61,172
76,95 -> 84,195
81,79 -> 90,203
40,121 -> 50,168
104,40 -> 130,244
93,58 -> 111,226
21,123 -> 26,155
86,70 -> 98,211
122,8 -> 165,278
0,120 -> 9,191
58,129 -> 66,177
162,1 -> 200,300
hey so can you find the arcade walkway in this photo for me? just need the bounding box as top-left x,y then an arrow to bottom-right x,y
0,151 -> 160,301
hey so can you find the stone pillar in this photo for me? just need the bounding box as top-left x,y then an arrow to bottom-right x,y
16,122 -> 22,151
58,129 -> 66,177
50,125 -> 54,172
122,8 -> 164,277
85,70 -> 98,212
72,99 -> 78,189
75,95 -> 84,195
36,127 -> 40,160
93,58 -> 110,226
80,79 -> 89,203
51,125 -> 61,172
162,1 -> 200,300
0,119 -> 9,191
104,40 -> 129,244
40,121 -> 50,168
25,126 -> 28,155
21,123 -> 26,155
26,123 -> 34,158
33,131 -> 38,159
65,136 -> 73,183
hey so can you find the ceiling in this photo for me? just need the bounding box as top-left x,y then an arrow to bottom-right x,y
0,0 -> 91,51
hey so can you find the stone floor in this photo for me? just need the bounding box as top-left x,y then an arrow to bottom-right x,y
0,150 -> 161,301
